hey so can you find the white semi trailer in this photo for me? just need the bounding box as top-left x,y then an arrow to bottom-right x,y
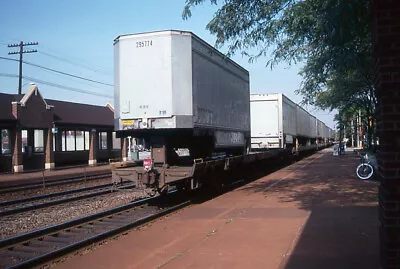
250,93 -> 327,151
250,93 -> 297,150
114,30 -> 250,164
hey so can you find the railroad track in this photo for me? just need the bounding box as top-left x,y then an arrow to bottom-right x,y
0,173 -> 112,195
0,182 -> 134,217
0,192 -> 189,269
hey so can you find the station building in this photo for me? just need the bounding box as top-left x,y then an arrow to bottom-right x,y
0,84 -> 122,173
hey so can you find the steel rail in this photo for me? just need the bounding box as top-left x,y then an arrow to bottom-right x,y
0,192 -> 189,269
0,183 -> 135,217
0,173 -> 111,194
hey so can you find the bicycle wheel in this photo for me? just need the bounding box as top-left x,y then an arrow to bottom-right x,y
356,163 -> 374,180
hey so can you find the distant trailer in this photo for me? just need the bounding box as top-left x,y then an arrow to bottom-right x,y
250,93 -> 297,150
316,119 -> 323,139
296,103 -> 316,139
114,30 -> 250,161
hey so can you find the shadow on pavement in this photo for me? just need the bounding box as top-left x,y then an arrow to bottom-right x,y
241,150 -> 379,269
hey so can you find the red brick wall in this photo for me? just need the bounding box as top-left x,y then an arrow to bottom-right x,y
373,0 -> 400,267
121,138 -> 127,159
12,102 -> 19,119
89,131 -> 98,162
18,94 -> 53,128
45,128 -> 54,164
11,128 -> 22,168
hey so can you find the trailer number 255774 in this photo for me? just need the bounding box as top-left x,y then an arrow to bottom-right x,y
136,40 -> 152,48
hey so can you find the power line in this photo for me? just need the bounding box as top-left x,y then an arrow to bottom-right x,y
0,56 -> 114,87
25,60 -> 114,86
8,41 -> 38,94
0,72 -> 113,98
38,51 -> 113,76
38,45 -> 113,74
0,73 -> 17,79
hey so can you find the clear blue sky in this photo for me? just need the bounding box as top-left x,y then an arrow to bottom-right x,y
0,0 -> 336,128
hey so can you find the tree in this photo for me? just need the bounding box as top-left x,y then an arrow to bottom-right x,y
183,0 -> 375,145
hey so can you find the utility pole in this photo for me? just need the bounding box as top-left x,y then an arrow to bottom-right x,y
351,118 -> 354,147
358,109 -> 361,148
8,41 -> 38,94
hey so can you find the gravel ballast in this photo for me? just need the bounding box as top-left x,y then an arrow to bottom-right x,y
0,178 -> 113,202
0,189 -> 150,239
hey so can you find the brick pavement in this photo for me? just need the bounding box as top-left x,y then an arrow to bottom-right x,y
53,149 -> 379,269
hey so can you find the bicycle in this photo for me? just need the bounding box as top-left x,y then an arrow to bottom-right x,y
356,152 -> 376,180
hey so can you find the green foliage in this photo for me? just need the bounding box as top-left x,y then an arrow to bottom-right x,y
183,0 -> 374,114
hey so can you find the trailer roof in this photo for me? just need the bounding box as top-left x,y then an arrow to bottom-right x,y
114,29 -> 249,74
250,93 -> 330,127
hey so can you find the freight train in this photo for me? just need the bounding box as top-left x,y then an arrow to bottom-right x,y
250,93 -> 334,152
112,30 -> 334,193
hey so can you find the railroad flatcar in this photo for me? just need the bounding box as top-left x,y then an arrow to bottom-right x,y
112,30 -> 334,193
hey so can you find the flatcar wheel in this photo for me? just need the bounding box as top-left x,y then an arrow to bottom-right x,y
144,188 -> 157,197
157,185 -> 169,195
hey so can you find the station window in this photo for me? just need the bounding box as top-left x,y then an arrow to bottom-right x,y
112,132 -> 121,150
60,131 -> 65,151
84,131 -> 90,150
21,130 -> 28,153
34,129 -> 44,152
76,131 -> 84,151
1,129 -> 11,155
53,134 -> 56,152
58,130 -> 89,152
66,130 -> 75,151
99,132 -> 108,150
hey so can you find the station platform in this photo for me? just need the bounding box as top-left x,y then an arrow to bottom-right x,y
0,164 -> 111,187
53,148 -> 379,269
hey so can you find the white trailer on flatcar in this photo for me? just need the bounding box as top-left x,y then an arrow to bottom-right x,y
114,30 -> 250,160
250,93 -> 297,150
